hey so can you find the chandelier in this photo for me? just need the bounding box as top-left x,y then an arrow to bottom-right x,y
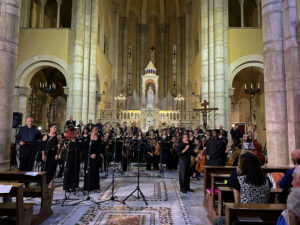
40,81 -> 56,94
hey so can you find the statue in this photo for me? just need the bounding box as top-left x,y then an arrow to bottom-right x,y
147,86 -> 155,109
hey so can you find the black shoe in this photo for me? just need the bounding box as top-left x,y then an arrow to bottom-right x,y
180,190 -> 187,193
187,188 -> 194,192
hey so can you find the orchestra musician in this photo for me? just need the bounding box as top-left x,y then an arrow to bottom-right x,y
167,136 -> 178,170
42,123 -> 60,188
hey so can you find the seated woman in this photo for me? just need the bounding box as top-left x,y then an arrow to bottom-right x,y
232,151 -> 271,204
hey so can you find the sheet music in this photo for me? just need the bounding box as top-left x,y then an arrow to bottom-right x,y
25,171 -> 39,176
0,185 -> 13,193
237,217 -> 263,222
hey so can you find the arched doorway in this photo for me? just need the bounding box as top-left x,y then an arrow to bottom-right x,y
231,67 -> 266,145
28,67 -> 67,132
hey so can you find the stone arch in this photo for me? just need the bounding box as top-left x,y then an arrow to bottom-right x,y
16,55 -> 70,87
228,55 -> 264,88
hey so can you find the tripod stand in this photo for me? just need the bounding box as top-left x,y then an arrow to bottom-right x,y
98,135 -> 124,204
122,138 -> 148,205
60,140 -> 85,207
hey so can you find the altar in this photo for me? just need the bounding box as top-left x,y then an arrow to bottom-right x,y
99,61 -> 202,130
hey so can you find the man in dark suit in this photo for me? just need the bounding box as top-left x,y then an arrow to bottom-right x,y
66,115 -> 76,127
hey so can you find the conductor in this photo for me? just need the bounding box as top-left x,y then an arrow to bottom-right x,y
177,134 -> 199,193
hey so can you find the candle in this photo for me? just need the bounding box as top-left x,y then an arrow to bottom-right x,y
40,82 -> 42,88
251,83 -> 253,89
244,84 -> 247,90
258,83 -> 260,89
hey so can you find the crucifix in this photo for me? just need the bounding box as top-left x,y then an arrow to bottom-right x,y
194,100 -> 218,128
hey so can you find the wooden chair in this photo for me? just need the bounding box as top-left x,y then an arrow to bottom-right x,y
0,171 -> 53,225
0,183 -> 34,225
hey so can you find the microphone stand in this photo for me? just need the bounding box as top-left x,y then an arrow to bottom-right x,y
98,135 -> 124,204
122,138 -> 148,205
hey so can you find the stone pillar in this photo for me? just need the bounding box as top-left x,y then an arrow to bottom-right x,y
261,0 -> 289,165
88,0 -> 99,122
15,87 -> 31,122
165,25 -> 169,96
208,0 -> 215,126
224,0 -> 230,131
228,88 -> 235,137
159,24 -> 166,98
39,0 -> 47,28
214,0 -> 226,127
137,24 -> 148,96
255,0 -> 262,28
176,17 -> 183,95
56,0 -> 62,28
70,0 -> 85,121
0,0 -> 21,169
82,0 -> 91,122
20,0 -> 31,28
112,2 -> 120,108
282,0 -> 300,161
239,0 -> 244,27
122,17 -> 129,95
201,0 -> 209,102
185,3 -> 193,111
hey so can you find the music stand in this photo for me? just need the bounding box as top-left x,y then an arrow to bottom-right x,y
98,136 -> 124,204
122,138 -> 148,205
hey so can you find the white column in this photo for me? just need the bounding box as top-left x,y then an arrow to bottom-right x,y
0,0 -> 21,169
239,0 -> 244,27
208,0 -> 215,126
39,0 -> 47,28
56,0 -> 62,28
255,0 -> 262,28
214,0 -> 226,127
282,0 -> 300,162
88,0 -> 99,122
261,0 -> 289,165
70,0 -> 85,121
201,0 -> 209,102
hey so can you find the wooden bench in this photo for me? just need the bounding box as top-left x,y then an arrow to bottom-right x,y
0,183 -> 34,225
225,203 -> 286,225
218,187 -> 283,216
0,171 -> 53,225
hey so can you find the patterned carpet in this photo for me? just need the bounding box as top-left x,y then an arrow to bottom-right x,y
32,171 -> 210,225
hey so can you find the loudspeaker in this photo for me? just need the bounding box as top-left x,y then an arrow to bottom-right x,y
12,112 -> 23,128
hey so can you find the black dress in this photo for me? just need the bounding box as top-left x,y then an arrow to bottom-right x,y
83,136 -> 100,191
43,135 -> 58,184
159,136 -> 170,164
63,139 -> 81,191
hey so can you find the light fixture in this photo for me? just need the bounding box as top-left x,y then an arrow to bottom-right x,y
40,81 -> 56,94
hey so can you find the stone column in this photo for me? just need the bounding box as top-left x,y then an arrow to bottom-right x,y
136,24 -> 140,96
82,0 -> 91,122
255,0 -> 262,28
227,88 -> 235,138
0,0 -> 21,169
208,0 -> 215,126
239,0 -> 244,27
15,87 -> 31,122
138,24 -> 148,96
70,0 -> 85,121
39,0 -> 47,28
88,0 -> 99,122
112,2 -> 120,109
176,17 -> 183,95
261,0 -> 289,165
282,0 -> 300,161
56,0 -> 62,28
224,0 -> 230,131
122,17 -> 129,95
159,24 -> 166,98
214,0 -> 226,127
20,0 -> 31,28
185,3 -> 193,111
165,25 -> 169,95
201,0 -> 209,102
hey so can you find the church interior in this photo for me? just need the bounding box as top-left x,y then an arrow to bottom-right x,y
0,0 -> 300,224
